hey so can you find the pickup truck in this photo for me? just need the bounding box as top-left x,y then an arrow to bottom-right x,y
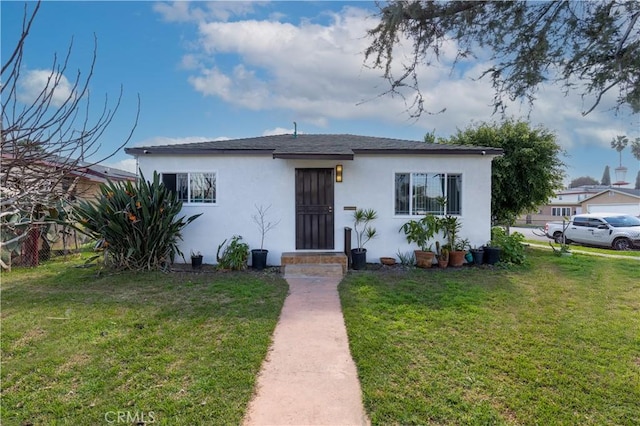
544,213 -> 640,250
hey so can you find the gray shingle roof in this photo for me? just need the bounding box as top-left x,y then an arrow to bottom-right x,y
614,188 -> 640,197
580,187 -> 640,203
125,134 -> 502,158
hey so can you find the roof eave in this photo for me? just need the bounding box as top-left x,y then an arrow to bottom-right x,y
580,188 -> 640,203
353,148 -> 503,156
272,153 -> 355,160
125,148 -> 275,156
125,147 -> 503,157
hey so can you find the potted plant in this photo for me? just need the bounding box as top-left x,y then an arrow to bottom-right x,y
484,227 -> 503,265
470,245 -> 484,265
399,214 -> 439,268
435,241 -> 449,268
216,235 -> 249,270
451,238 -> 470,267
251,204 -> 280,270
439,215 -> 466,267
190,250 -> 203,269
351,208 -> 377,270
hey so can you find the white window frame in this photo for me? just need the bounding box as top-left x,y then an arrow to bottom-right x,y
394,172 -> 462,217
161,171 -> 217,205
552,207 -> 571,217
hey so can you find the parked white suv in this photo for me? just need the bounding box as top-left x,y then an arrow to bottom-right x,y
545,213 -> 640,250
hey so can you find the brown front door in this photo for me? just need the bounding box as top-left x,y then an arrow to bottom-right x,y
295,168 -> 334,250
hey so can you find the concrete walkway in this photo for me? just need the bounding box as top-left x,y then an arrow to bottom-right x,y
243,275 -> 370,426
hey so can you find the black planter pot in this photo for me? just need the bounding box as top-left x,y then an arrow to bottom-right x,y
251,249 -> 269,270
191,255 -> 203,269
484,246 -> 501,265
471,249 -> 484,265
351,248 -> 367,270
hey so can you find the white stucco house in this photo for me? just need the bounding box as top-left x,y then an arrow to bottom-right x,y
125,134 -> 502,266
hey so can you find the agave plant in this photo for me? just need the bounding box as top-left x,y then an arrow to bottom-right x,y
72,171 -> 201,270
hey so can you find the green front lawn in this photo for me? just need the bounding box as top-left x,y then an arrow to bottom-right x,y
340,249 -> 640,425
1,255 -> 288,425
525,239 -> 640,258
4,249 -> 639,425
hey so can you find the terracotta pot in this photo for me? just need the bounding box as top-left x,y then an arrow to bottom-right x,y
414,250 -> 435,268
380,257 -> 396,266
449,250 -> 466,267
438,259 -> 448,269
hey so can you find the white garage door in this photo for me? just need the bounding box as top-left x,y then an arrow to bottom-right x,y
587,203 -> 640,215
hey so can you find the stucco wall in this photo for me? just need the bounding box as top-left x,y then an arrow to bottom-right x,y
136,153 -> 494,265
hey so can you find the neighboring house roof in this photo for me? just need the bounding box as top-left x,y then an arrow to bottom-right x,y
580,188 -> 640,203
72,162 -> 137,183
613,188 -> 640,197
1,151 -> 136,183
558,185 -> 610,195
125,134 -> 503,160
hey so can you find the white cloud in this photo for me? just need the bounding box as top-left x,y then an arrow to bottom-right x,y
153,1 -> 260,23
185,6 -> 453,127
105,158 -> 138,174
262,127 -> 293,136
155,2 -> 635,180
180,54 -> 200,70
203,1 -> 262,22
153,1 -> 203,23
188,65 -> 270,109
188,68 -> 232,98
17,69 -> 74,107
575,127 -> 621,148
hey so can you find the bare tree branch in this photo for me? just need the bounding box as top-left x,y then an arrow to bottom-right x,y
365,0 -> 640,117
1,0 -> 140,269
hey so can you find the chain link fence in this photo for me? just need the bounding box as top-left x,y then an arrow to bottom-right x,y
2,223 -> 89,269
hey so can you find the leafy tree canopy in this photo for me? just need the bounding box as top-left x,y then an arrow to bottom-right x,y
601,165 -> 612,186
366,1 -> 640,117
611,135 -> 629,167
569,176 -> 600,188
632,139 -> 640,162
445,120 -> 565,226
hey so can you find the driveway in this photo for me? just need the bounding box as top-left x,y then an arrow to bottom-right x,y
511,226 -> 549,243
512,226 -> 640,254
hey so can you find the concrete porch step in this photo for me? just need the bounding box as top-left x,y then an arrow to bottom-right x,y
283,263 -> 345,278
281,252 -> 348,278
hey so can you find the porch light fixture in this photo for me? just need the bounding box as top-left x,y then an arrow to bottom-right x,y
335,164 -> 343,182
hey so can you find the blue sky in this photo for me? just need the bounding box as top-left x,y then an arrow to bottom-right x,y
3,1 -> 639,186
